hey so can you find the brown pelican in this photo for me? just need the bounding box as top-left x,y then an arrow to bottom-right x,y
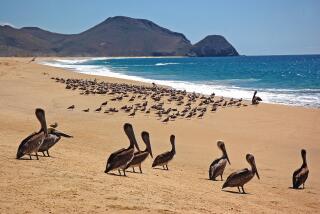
222,154 -> 260,193
38,128 -> 73,157
104,123 -> 140,176
252,91 -> 262,105
292,149 -> 309,189
209,141 -> 231,181
152,135 -> 176,170
16,108 -> 48,160
126,131 -> 153,173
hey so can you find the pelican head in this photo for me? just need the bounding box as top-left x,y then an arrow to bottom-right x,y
246,154 -> 260,179
170,135 -> 176,154
217,140 -> 230,165
123,123 -> 140,152
141,131 -> 153,158
35,108 -> 48,137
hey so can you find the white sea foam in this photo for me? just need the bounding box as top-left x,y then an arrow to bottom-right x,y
155,62 -> 180,66
41,59 -> 320,108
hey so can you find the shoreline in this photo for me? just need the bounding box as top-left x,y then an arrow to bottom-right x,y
39,57 -> 320,109
0,57 -> 319,213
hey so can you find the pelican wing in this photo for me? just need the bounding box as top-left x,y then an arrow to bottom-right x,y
106,148 -> 134,172
126,151 -> 149,168
223,168 -> 250,188
293,167 -> 309,188
152,151 -> 172,167
38,134 -> 60,152
16,131 -> 45,159
209,158 -> 227,180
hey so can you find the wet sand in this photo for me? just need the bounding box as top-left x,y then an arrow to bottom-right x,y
0,58 -> 319,213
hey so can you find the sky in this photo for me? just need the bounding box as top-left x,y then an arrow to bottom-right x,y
0,0 -> 319,55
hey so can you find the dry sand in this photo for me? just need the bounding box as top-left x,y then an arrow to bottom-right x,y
0,58 -> 319,213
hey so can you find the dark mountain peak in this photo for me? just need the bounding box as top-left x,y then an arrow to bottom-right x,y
0,16 -> 238,57
190,35 -> 239,57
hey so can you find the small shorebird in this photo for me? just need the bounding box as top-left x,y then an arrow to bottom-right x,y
50,122 -> 58,128
83,108 -> 89,112
126,131 -> 153,173
222,154 -> 260,193
209,141 -> 231,181
16,108 -> 48,160
104,123 -> 140,176
38,128 -> 73,157
152,135 -> 176,170
67,105 -> 75,110
292,149 -> 309,189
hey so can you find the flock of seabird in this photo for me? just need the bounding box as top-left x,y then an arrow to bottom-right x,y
50,77 -> 261,123
14,76 -> 309,194
16,105 -> 309,194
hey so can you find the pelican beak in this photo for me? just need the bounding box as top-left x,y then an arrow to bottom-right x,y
149,147 -> 153,158
226,154 -> 231,165
256,169 -> 260,179
53,130 -> 73,138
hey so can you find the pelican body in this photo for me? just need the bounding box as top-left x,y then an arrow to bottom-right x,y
222,154 -> 260,193
38,128 -> 73,157
105,123 -> 140,176
16,108 -> 48,160
209,141 -> 231,180
252,90 -> 262,105
292,149 -> 309,189
126,131 -> 153,173
152,135 -> 176,170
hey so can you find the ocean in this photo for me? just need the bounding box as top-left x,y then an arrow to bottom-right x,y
43,55 -> 320,108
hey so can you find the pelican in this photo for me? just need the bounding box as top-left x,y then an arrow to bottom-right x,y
38,128 -> 73,157
292,149 -> 309,189
222,154 -> 260,193
126,131 -> 153,173
252,91 -> 262,105
104,123 -> 140,176
209,141 -> 231,181
16,108 -> 48,160
152,135 -> 176,170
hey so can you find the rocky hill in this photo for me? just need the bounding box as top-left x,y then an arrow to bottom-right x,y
0,16 -> 239,57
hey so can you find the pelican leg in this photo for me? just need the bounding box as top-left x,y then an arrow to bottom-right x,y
47,150 -> 50,157
162,165 -> 165,170
118,169 -> 121,175
220,175 -> 223,181
123,169 -> 127,176
42,152 -> 46,157
132,167 -> 135,173
237,186 -> 241,193
35,152 -> 39,160
166,165 -> 169,170
303,183 -> 305,189
241,186 -> 246,194
139,165 -> 142,173
29,154 -> 32,160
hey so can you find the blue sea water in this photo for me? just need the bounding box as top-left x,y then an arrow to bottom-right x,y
43,55 -> 320,108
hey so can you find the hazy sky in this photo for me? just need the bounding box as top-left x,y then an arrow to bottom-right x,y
1,0 -> 319,55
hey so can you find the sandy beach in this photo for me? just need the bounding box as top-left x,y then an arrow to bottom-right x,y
0,57 -> 319,213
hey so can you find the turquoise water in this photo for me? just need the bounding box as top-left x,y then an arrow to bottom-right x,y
44,55 -> 320,107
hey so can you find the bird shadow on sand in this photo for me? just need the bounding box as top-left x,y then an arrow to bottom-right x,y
288,187 -> 304,190
152,167 -> 169,171
222,190 -> 251,195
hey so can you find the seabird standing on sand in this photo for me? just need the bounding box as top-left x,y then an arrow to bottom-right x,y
209,141 -> 231,181
104,123 -> 140,176
252,90 -> 262,105
222,154 -> 260,193
16,108 -> 48,160
126,131 -> 153,173
292,149 -> 309,189
152,135 -> 176,170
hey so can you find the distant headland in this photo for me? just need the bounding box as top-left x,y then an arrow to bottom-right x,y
0,16 -> 239,57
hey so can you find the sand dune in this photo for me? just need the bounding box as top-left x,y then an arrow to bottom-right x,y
0,58 -> 319,213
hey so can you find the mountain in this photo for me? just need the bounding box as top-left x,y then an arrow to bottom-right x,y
190,35 -> 239,57
0,16 -> 238,57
